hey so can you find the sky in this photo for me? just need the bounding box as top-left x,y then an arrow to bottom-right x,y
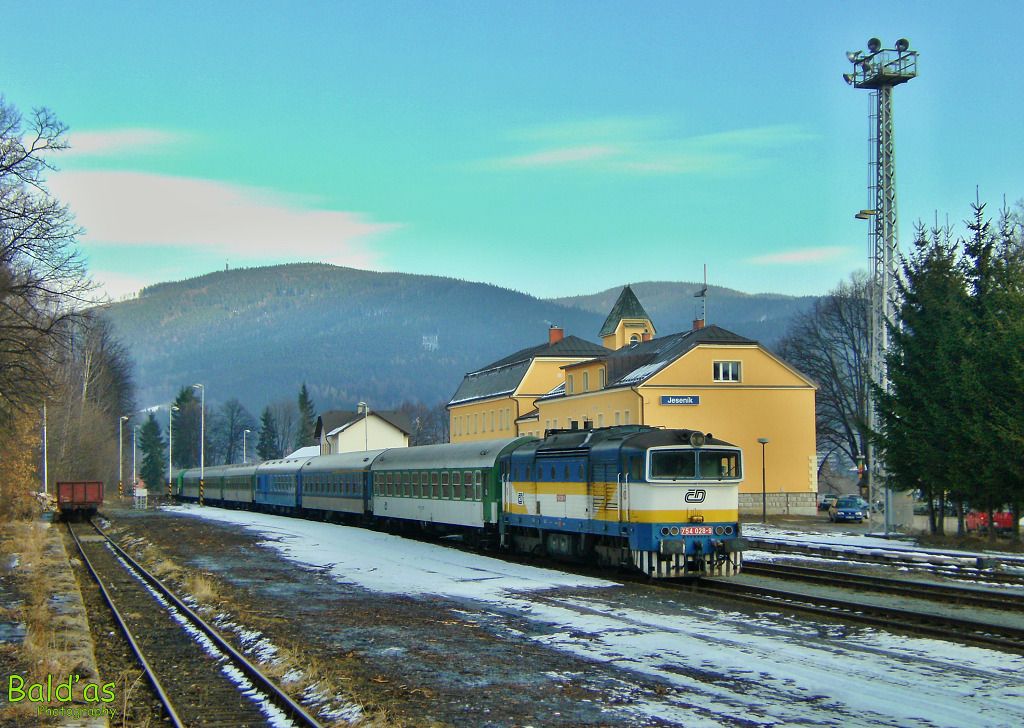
3,1 -> 1021,301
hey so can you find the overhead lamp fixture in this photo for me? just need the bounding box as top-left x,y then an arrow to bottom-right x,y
843,73 -> 855,85
867,37 -> 882,53
895,38 -> 910,53
855,209 -> 877,219
846,51 -> 862,63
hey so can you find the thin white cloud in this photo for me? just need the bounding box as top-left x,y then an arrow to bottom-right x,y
747,246 -> 849,265
64,128 -> 187,157
491,145 -> 619,169
480,118 -> 814,176
49,170 -> 400,267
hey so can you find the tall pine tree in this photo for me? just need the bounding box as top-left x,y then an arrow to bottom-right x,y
876,222 -> 971,534
296,383 -> 317,448
257,406 -> 279,461
139,413 -> 166,492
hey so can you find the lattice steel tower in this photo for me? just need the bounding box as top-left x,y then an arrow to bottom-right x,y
844,38 -> 918,533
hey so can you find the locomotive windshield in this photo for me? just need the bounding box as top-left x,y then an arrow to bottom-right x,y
648,448 -> 741,481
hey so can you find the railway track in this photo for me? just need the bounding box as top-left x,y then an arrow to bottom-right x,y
744,536 -> 1024,585
742,561 -> 1024,611
681,577 -> 1024,654
68,519 -> 322,728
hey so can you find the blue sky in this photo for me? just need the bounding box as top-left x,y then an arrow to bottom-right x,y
3,1 -> 1021,300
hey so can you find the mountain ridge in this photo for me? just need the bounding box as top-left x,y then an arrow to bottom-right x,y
99,263 -> 815,413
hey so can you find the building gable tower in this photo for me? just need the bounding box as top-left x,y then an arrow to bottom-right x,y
599,285 -> 656,350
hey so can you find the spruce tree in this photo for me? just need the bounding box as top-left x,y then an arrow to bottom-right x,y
257,406 -> 279,460
876,223 -> 971,534
296,383 -> 317,448
139,413 -> 166,492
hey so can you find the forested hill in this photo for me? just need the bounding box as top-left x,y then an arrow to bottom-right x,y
100,263 -> 815,412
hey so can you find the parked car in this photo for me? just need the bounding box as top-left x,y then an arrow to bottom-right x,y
829,496 -> 865,523
841,494 -> 871,519
965,511 -> 1016,533
818,494 -> 839,511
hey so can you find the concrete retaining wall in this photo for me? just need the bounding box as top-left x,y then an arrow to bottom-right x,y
739,492 -> 816,517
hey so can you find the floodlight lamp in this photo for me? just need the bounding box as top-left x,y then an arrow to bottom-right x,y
843,73 -> 855,85
846,51 -> 862,63
867,37 -> 882,53
895,38 -> 910,53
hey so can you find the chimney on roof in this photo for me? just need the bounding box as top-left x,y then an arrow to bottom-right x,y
641,332 -> 651,342
692,318 -> 705,331
549,325 -> 564,344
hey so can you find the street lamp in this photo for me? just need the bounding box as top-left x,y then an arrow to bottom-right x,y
132,425 -> 140,495
243,428 -> 251,464
168,405 -> 179,499
758,438 -> 770,523
118,415 -> 130,497
358,401 -> 369,451
192,383 -> 205,505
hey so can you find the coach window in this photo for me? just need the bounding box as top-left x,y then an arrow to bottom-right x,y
431,471 -> 439,498
452,471 -> 463,499
713,360 -> 742,382
374,473 -> 383,495
474,470 -> 483,500
403,471 -> 411,496
441,471 -> 450,498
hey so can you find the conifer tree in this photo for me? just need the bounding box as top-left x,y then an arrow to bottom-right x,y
257,406 -> 279,461
876,223 -> 971,534
296,383 -> 317,448
139,413 -> 165,492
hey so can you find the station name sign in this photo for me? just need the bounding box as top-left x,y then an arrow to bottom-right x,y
661,395 -> 700,406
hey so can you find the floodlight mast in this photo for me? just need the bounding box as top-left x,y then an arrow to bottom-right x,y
845,38 -> 918,535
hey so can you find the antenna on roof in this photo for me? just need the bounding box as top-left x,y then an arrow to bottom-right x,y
693,264 -> 708,322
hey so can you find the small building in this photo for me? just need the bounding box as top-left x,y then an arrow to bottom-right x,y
315,410 -> 412,454
447,328 -> 610,443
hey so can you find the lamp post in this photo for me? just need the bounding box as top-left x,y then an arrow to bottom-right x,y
358,401 -> 369,451
192,383 -> 205,505
168,405 -> 179,499
243,428 -> 251,464
118,415 -> 130,497
132,425 -> 139,495
758,438 -> 770,523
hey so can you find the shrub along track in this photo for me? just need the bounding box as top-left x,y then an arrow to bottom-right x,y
67,519 -> 321,727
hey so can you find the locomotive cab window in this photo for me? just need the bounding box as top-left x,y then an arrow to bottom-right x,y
700,450 -> 741,480
649,450 -> 697,480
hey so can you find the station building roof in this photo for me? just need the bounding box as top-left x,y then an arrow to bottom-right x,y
449,335 -> 610,406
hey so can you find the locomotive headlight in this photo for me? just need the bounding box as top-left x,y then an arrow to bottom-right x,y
661,527 -> 670,536
689,431 -> 706,448
669,526 -> 679,536
714,526 -> 724,535
724,526 -> 734,535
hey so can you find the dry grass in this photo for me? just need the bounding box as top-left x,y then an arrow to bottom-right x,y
184,572 -> 220,603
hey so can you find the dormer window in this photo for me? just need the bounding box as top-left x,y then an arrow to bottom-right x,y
567,374 -> 574,394
629,334 -> 640,346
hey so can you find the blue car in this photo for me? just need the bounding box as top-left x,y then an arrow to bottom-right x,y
829,497 -> 865,523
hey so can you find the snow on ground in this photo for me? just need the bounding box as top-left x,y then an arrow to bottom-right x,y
743,522 -> 1024,563
163,505 -> 616,600
166,506 -> 1024,727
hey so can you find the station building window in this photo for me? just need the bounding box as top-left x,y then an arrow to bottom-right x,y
599,368 -> 606,388
567,374 -> 574,394
714,360 -> 742,382
583,372 -> 589,392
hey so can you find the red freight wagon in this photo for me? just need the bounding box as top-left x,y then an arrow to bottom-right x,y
56,480 -> 104,519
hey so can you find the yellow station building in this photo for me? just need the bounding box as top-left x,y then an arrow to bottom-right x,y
448,286 -> 819,514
